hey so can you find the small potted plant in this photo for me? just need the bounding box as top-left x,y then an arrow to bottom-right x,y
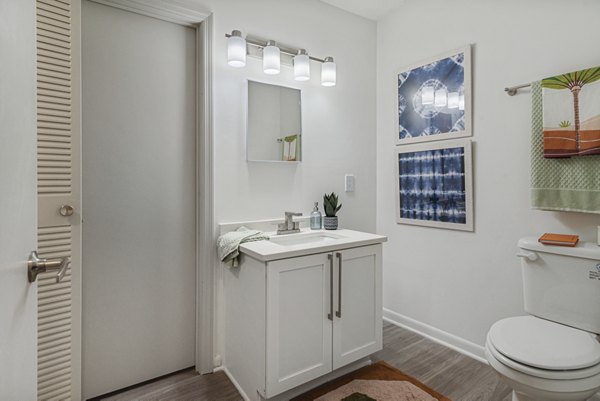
323,192 -> 342,230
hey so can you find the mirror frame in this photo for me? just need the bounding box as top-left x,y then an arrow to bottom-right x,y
245,79 -> 303,163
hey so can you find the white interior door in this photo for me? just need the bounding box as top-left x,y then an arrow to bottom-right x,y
81,1 -> 197,398
0,0 -> 38,398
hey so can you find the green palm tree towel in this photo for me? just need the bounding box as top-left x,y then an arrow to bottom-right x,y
217,226 -> 270,267
541,67 -> 600,157
531,81 -> 600,213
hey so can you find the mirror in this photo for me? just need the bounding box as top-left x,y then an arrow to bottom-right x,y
247,80 -> 302,162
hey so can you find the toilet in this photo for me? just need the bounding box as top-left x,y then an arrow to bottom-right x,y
485,237 -> 600,401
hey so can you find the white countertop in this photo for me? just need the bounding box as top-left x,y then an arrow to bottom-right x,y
239,228 -> 387,262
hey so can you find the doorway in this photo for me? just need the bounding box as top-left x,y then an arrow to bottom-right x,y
82,1 -> 197,398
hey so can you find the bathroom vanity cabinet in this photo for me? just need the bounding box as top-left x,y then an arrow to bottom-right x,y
222,230 -> 385,400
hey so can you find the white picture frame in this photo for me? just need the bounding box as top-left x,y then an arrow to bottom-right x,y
394,139 -> 473,231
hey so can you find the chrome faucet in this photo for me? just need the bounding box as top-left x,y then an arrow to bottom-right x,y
277,212 -> 302,235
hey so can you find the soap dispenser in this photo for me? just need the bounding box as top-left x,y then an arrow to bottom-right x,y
310,202 -> 322,230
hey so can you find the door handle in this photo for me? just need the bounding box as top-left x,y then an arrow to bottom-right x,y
335,252 -> 342,318
327,254 -> 333,321
28,251 -> 70,283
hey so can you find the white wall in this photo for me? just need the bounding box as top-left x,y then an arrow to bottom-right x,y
207,0 -> 377,231
377,0 -> 600,354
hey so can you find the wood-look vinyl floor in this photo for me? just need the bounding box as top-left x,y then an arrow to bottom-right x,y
97,321 -> 600,401
97,369 -> 241,401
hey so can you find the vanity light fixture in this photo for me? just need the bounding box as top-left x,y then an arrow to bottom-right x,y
263,40 -> 281,75
224,30 -> 337,86
321,57 -> 336,87
294,49 -> 310,81
227,30 -> 246,68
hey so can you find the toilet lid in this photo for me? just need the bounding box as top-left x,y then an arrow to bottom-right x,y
489,316 -> 600,371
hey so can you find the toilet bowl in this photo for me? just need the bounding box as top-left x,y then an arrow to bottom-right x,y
485,316 -> 600,401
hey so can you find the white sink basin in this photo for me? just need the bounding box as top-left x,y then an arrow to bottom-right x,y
238,229 -> 386,262
269,231 -> 346,246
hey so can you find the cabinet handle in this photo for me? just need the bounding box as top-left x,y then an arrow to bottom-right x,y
335,252 -> 342,318
327,254 -> 334,321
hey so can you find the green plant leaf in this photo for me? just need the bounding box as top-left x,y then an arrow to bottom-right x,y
323,192 -> 340,217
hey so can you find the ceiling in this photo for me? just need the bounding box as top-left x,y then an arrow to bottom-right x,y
319,0 -> 406,21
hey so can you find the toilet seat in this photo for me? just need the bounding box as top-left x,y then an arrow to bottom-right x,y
487,316 -> 600,380
486,341 -> 600,398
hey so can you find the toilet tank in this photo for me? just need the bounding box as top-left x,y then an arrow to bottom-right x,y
518,237 -> 600,334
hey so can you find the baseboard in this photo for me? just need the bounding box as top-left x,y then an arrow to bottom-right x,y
383,308 -> 487,364
215,366 -> 251,401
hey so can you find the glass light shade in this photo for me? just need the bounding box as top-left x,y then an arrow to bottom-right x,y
447,92 -> 459,109
421,86 -> 434,105
434,88 -> 447,107
321,57 -> 336,87
263,41 -> 280,75
459,93 -> 465,111
227,31 -> 246,68
294,50 -> 310,81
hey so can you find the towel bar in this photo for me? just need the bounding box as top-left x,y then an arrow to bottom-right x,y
505,83 -> 532,96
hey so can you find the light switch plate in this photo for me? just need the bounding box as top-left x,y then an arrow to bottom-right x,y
345,174 -> 355,192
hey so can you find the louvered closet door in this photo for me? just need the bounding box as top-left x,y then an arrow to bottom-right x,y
36,0 -> 82,400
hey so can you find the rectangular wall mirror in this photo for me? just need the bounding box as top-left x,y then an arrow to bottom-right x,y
247,80 -> 302,162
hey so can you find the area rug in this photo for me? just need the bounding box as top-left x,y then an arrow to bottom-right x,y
292,361 -> 451,401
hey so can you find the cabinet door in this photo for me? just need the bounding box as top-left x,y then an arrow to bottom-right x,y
266,253 -> 333,397
333,244 -> 382,369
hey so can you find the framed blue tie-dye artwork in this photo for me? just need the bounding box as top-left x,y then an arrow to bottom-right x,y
396,45 -> 472,145
395,139 -> 473,231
